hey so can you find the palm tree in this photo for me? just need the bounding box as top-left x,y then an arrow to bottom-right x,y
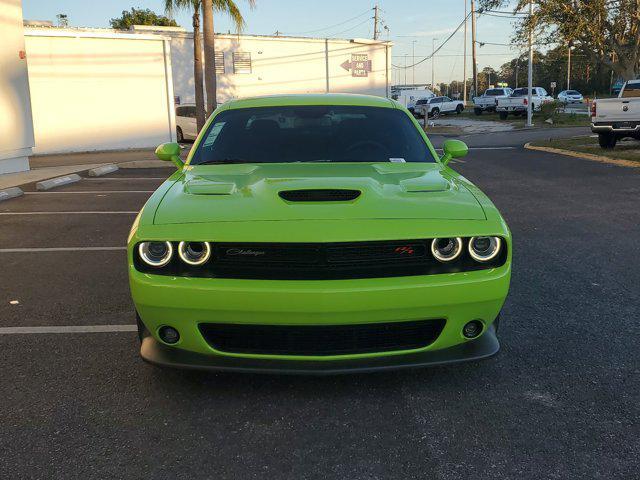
201,0 -> 255,114
164,0 -> 206,131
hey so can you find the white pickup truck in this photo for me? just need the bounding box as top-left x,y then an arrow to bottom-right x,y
591,80 -> 640,148
473,87 -> 513,115
496,87 -> 554,119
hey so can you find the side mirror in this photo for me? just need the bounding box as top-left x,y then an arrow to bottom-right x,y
155,142 -> 184,169
440,139 -> 469,166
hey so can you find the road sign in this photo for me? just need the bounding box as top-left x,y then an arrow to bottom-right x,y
340,54 -> 372,77
550,81 -> 556,88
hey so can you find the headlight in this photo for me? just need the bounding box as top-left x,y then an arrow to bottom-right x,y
178,241 -> 211,266
431,237 -> 463,262
138,241 -> 173,267
468,236 -> 501,262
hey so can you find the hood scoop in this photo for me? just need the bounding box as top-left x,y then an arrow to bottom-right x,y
400,176 -> 452,193
184,178 -> 236,195
279,189 -> 361,202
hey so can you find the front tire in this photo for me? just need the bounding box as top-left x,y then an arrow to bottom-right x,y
456,104 -> 464,114
430,108 -> 440,119
598,133 -> 617,149
176,126 -> 184,143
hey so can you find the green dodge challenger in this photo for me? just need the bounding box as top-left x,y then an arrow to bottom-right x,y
128,93 -> 511,373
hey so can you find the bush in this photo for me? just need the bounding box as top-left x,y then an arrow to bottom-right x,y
540,100 -> 559,120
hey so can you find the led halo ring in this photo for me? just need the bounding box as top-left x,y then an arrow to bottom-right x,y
468,236 -> 502,262
430,237 -> 463,262
178,241 -> 212,266
138,241 -> 173,267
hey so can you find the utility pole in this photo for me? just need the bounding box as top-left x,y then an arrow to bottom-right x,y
373,5 -> 379,40
404,54 -> 407,85
567,45 -> 572,90
471,0 -> 478,98
432,38 -> 437,92
526,0 -> 533,127
463,0 -> 468,104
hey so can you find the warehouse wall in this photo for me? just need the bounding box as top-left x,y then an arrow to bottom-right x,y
0,0 -> 35,174
24,29 -> 176,154
159,31 -> 391,106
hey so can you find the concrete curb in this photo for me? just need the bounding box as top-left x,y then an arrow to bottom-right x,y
36,174 -> 82,191
88,164 -> 119,177
119,160 -> 169,169
524,143 -> 640,169
0,187 -> 24,202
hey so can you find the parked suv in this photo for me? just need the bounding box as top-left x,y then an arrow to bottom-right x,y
175,104 -> 198,142
414,96 -> 465,119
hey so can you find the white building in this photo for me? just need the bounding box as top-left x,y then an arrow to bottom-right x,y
0,0 -> 35,174
132,26 -> 392,106
23,27 -> 176,156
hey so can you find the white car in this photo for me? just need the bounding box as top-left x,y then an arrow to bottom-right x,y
175,104 -> 198,142
557,90 -> 584,104
414,96 -> 465,118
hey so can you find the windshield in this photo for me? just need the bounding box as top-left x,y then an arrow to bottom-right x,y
485,89 -> 504,96
511,88 -> 529,97
190,106 -> 435,165
566,90 -> 580,95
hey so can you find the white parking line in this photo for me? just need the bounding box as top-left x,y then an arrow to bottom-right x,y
0,247 -> 126,252
84,177 -> 168,180
0,211 -> 138,215
24,191 -> 154,195
0,325 -> 137,334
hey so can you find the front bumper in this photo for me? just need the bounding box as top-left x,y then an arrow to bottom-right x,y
140,324 -> 499,374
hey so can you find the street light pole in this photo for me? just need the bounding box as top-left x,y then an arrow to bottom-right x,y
432,38 -> 437,93
471,0 -> 478,97
526,0 -> 533,127
567,46 -> 572,90
463,0 -> 468,104
404,54 -> 407,85
412,40 -> 417,85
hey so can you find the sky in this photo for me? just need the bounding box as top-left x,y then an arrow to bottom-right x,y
22,0 -> 523,86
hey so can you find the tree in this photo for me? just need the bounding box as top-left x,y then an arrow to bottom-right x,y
201,0 -> 255,113
110,8 -> 178,30
165,0 -> 206,131
480,0 -> 640,81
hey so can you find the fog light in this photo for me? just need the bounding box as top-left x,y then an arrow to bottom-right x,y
159,326 -> 180,344
462,320 -> 483,339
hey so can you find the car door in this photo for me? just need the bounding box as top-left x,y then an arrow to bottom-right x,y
441,96 -> 455,112
184,106 -> 198,139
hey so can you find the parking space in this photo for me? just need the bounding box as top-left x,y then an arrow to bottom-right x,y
1,153 -> 638,478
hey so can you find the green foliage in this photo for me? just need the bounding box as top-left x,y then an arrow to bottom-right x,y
540,100 -> 558,119
479,0 -> 640,80
109,8 -> 179,30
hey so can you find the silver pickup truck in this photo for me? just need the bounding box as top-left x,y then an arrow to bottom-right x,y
591,80 -> 640,149
473,88 -> 513,115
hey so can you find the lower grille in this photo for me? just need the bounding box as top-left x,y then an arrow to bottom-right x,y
198,319 -> 446,356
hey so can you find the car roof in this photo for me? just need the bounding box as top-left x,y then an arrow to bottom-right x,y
224,93 -> 396,110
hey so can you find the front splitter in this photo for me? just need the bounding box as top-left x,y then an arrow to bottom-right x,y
140,326 -> 500,375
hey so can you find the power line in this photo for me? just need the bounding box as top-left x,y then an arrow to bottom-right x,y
392,11 -> 472,69
281,8 -> 372,36
329,17 -> 373,37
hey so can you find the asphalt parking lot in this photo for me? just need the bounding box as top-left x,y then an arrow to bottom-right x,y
1,140 -> 639,479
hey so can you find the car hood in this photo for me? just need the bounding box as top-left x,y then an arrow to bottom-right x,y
153,163 -> 486,225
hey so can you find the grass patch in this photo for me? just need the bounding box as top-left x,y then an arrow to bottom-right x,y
454,109 -> 590,127
530,136 -> 640,162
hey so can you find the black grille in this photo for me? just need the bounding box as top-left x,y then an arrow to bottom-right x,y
279,189 -> 361,202
134,239 -> 508,280
198,319 -> 446,356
